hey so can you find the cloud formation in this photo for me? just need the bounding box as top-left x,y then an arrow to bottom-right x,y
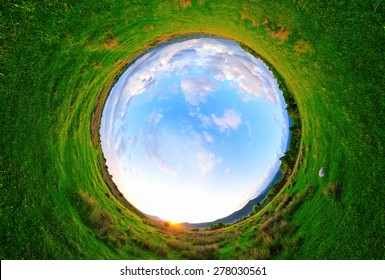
211,109 -> 242,132
197,150 -> 222,174
100,37 -> 290,223
140,111 -> 178,177
101,37 -> 283,111
181,76 -> 219,105
203,131 -> 214,143
187,129 -> 222,174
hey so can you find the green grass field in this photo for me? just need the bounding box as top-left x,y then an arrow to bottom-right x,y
1,0 -> 384,259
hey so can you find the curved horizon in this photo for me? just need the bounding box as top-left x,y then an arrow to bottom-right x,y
100,37 -> 289,223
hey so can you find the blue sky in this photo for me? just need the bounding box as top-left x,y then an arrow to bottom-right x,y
100,37 -> 289,223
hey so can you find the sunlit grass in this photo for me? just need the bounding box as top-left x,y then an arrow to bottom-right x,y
1,0 -> 384,259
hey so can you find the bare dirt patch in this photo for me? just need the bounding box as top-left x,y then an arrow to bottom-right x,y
180,0 -> 191,8
263,19 -> 291,42
92,61 -> 101,69
294,39 -> 314,54
145,25 -> 155,32
241,13 -> 260,27
271,27 -> 290,42
102,37 -> 119,50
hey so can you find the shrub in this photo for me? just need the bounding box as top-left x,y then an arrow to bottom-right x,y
209,222 -> 225,231
166,239 -> 191,251
156,244 -> 168,258
253,203 -> 262,213
250,247 -> 270,260
196,244 -> 219,259
323,183 -> 342,199
133,237 -> 155,251
182,244 -> 219,260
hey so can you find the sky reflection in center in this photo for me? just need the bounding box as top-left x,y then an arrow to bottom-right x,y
100,37 -> 289,223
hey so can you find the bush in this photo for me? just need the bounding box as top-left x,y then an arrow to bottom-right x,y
156,244 -> 168,258
209,222 -> 225,231
250,247 -> 270,260
253,203 -> 262,213
323,183 -> 342,199
182,244 -> 219,260
166,239 -> 191,251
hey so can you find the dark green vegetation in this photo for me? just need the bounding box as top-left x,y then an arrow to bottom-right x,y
1,0 -> 385,259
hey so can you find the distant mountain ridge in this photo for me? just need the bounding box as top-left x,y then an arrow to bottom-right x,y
148,170 -> 283,230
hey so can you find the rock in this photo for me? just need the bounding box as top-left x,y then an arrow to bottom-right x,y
319,167 -> 325,177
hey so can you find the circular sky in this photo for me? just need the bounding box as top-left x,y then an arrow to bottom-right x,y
100,37 -> 289,223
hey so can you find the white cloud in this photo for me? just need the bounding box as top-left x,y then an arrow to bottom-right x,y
203,131 -> 214,143
148,155 -> 178,177
149,111 -> 163,126
211,109 -> 242,132
185,129 -> 221,174
104,36 -> 282,121
272,113 -> 279,125
197,151 -> 222,174
139,111 -> 178,177
181,76 -> 219,105
188,107 -> 200,117
199,114 -> 212,128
